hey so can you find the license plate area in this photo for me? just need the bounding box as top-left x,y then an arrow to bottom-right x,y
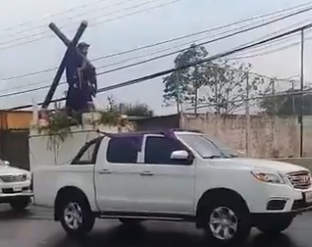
305,191 -> 312,203
13,187 -> 22,192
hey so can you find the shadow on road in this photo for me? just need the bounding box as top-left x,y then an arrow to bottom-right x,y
51,224 -> 298,247
0,208 -> 32,220
247,233 -> 298,247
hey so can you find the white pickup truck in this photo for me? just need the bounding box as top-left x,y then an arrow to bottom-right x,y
33,130 -> 312,246
0,159 -> 32,211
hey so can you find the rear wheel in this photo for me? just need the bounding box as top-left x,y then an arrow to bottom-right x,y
59,195 -> 95,237
256,216 -> 293,235
10,197 -> 31,212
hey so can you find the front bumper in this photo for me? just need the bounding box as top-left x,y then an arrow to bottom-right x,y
0,181 -> 33,203
0,191 -> 33,203
245,177 -> 312,214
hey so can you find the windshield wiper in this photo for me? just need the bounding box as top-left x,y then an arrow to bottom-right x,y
203,155 -> 224,159
229,154 -> 239,158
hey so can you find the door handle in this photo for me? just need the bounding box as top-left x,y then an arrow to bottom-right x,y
98,169 -> 111,174
140,171 -> 153,176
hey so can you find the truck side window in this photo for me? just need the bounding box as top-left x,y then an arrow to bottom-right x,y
72,141 -> 99,165
144,136 -> 189,165
107,137 -> 138,163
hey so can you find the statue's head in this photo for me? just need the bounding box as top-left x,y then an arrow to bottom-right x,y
77,42 -> 90,56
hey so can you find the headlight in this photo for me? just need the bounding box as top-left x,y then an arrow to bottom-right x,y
251,171 -> 285,184
26,173 -> 31,181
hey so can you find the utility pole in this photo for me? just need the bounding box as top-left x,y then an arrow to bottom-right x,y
291,81 -> 295,114
245,72 -> 250,157
299,29 -> 305,157
175,77 -> 181,114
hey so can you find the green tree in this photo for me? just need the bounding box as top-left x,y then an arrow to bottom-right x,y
106,96 -> 154,117
163,44 -> 209,113
205,60 -> 263,114
163,44 -> 263,114
122,102 -> 154,117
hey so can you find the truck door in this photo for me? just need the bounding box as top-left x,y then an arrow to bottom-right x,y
137,134 -> 195,215
94,135 -> 148,212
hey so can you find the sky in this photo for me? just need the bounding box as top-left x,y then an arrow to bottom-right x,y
0,0 -> 312,115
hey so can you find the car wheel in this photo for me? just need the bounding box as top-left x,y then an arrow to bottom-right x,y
201,195 -> 251,246
256,216 -> 293,235
10,197 -> 31,212
59,196 -> 95,237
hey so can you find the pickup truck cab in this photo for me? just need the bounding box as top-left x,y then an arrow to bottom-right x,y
33,129 -> 312,246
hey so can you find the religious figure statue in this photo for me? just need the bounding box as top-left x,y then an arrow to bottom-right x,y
65,42 -> 98,117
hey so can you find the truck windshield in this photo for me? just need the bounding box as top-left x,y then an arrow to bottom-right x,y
176,134 -> 240,159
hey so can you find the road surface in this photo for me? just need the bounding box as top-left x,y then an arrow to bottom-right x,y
0,205 -> 311,247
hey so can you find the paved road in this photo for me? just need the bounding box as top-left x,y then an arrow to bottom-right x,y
0,205 -> 312,247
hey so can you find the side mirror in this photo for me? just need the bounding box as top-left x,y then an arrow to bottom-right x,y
4,160 -> 10,166
170,150 -> 189,160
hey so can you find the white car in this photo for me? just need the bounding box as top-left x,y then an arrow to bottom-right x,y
0,159 -> 33,211
33,130 -> 312,246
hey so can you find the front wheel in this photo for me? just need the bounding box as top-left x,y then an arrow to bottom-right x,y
256,216 -> 293,235
10,197 -> 31,212
201,195 -> 251,246
59,196 -> 95,237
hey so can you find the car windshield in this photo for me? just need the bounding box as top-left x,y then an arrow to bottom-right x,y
176,134 -> 240,159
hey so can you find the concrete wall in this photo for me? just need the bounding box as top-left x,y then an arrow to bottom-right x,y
180,113 -> 312,158
134,114 -> 180,131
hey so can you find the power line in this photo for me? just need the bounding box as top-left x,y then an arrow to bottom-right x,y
2,3 -> 311,83
1,12 -> 311,99
0,0 -> 311,53
0,0 -> 179,50
7,22 -> 312,111
1,0 -> 135,40
1,0 -> 105,32
226,17 -> 312,57
230,36 -> 312,60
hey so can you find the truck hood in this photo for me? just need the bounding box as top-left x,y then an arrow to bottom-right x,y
0,166 -> 29,175
211,158 -> 308,174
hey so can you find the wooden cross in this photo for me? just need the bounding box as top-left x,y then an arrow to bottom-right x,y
41,21 -> 95,109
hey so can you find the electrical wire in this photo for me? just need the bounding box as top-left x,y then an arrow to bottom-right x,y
1,0 -> 136,40
230,35 -> 312,60
226,17 -> 312,57
2,3 -> 311,83
0,0 -> 180,50
6,22 -> 312,111
0,0 -> 311,52
1,12 -> 312,99
1,0 -> 106,31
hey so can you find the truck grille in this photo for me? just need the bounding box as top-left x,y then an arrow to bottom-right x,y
0,174 -> 27,183
2,187 -> 29,194
287,171 -> 312,189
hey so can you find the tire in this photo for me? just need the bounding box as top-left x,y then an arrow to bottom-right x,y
59,195 -> 95,237
256,216 -> 293,235
119,218 -> 143,225
200,194 -> 251,246
10,197 -> 31,212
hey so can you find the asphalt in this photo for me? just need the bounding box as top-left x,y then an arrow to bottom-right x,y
0,205 -> 311,247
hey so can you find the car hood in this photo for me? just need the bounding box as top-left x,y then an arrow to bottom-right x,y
0,166 -> 29,175
210,158 -> 308,174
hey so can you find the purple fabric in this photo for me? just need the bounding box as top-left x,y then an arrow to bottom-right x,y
103,129 -> 180,151
65,52 -> 96,111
